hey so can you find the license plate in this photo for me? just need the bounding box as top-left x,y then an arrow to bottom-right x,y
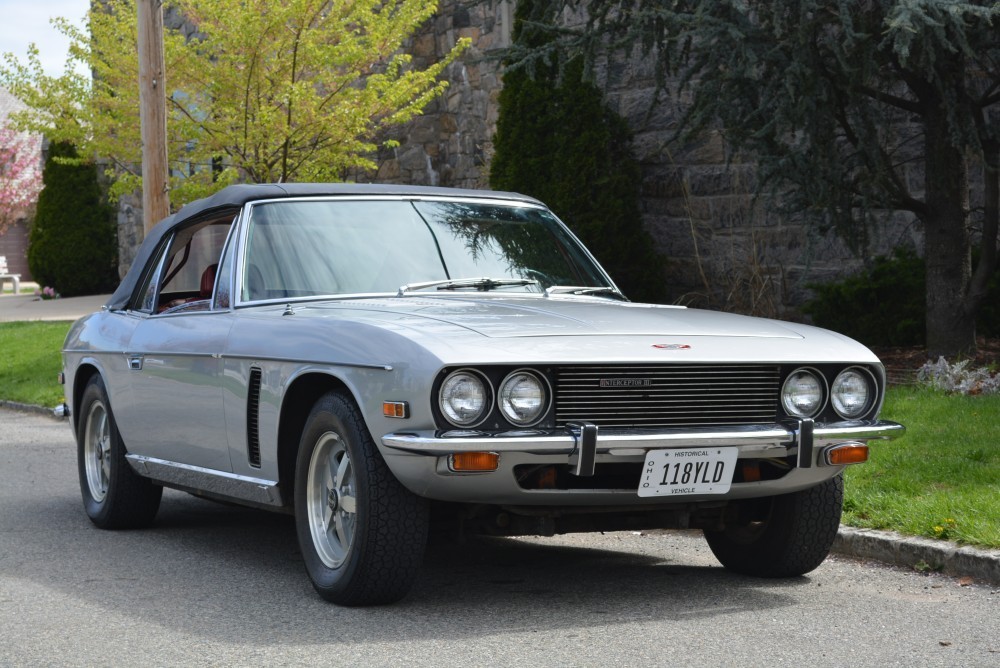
637,447 -> 738,497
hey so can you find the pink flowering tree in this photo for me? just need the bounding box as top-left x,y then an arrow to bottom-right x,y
0,123 -> 42,235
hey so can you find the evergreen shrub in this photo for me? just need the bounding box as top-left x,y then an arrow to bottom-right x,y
804,248 -> 1000,347
28,142 -> 118,297
490,0 -> 667,303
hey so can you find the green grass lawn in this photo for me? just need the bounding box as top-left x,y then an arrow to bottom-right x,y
0,321 -> 71,407
0,320 -> 997,547
843,385 -> 1000,548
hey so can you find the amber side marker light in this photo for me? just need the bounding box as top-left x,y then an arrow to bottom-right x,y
382,401 -> 409,418
825,443 -> 869,466
449,452 -> 500,472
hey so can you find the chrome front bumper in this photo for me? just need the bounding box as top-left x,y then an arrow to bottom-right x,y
379,420 -> 905,505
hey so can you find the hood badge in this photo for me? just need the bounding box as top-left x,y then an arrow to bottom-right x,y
600,379 -> 652,388
653,343 -> 691,350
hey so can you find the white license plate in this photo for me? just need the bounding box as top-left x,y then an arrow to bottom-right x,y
637,447 -> 738,497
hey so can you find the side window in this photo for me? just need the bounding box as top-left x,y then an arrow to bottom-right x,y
149,218 -> 234,314
213,216 -> 239,309
136,243 -> 171,314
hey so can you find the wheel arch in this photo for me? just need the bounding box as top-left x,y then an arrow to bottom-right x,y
71,362 -> 104,433
277,372 -> 358,507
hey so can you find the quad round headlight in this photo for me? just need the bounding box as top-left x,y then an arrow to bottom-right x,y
781,368 -> 826,418
439,369 -> 491,427
498,370 -> 549,427
831,367 -> 874,419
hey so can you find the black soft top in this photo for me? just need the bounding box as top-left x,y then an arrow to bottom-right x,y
106,183 -> 541,311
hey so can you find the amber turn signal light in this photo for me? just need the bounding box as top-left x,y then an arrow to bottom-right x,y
382,401 -> 409,418
449,452 -> 500,472
825,443 -> 869,466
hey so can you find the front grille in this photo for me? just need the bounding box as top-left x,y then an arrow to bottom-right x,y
554,364 -> 781,428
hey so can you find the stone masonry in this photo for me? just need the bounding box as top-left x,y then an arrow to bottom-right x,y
120,1 -> 919,318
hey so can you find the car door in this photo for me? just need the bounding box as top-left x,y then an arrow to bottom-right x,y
121,217 -> 237,472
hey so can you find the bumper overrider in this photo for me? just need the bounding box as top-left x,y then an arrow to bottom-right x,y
380,419 -> 905,505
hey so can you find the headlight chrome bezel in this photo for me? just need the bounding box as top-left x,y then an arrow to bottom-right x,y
781,367 -> 828,419
438,368 -> 493,428
497,368 -> 552,428
830,366 -> 877,419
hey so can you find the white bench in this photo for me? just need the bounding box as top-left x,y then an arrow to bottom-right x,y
0,256 -> 21,295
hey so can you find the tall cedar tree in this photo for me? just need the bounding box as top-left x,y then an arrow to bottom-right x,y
490,0 -> 667,303
29,142 -> 118,296
511,0 -> 1000,357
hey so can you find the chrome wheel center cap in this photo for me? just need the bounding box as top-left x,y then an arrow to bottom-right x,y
327,488 -> 339,512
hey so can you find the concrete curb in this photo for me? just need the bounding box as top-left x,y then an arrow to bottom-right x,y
832,526 -> 1000,586
0,400 -> 61,419
1,404 -> 997,585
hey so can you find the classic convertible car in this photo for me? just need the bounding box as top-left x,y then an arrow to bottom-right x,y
62,183 -> 904,605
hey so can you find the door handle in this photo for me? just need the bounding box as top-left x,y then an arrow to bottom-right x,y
128,356 -> 143,371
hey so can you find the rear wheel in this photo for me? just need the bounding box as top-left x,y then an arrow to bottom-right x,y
77,375 -> 162,529
294,391 -> 428,605
704,475 -> 843,577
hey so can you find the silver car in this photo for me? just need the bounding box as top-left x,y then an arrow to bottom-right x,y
62,183 -> 904,605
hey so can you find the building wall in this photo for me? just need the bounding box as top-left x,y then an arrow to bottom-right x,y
119,1 -> 922,316
0,218 -> 31,281
367,1 -> 921,317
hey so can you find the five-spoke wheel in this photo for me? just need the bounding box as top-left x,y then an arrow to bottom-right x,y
294,391 -> 428,606
76,375 -> 162,529
305,432 -> 358,568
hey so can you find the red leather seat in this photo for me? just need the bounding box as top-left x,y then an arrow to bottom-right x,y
200,264 -> 218,298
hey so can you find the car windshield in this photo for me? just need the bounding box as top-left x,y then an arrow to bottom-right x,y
240,198 -> 614,302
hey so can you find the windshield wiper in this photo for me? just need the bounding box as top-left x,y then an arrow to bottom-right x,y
544,285 -> 628,301
397,277 -> 540,296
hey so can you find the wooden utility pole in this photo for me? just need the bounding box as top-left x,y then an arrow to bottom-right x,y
137,0 -> 170,233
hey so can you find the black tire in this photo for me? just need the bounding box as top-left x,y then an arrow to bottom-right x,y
703,475 -> 844,577
77,375 -> 162,529
294,391 -> 428,606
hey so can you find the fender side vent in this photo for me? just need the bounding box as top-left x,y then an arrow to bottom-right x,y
247,368 -> 263,468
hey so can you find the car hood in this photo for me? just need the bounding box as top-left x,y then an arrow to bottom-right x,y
303,296 -> 799,339
246,295 -> 880,365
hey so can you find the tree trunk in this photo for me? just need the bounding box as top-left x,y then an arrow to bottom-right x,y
923,105 -> 974,358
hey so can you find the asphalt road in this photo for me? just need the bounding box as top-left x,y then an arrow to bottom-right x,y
1,409 -> 997,667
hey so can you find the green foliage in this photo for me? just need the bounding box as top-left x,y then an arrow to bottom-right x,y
513,0 -> 1000,356
1,0 -> 468,206
28,142 -> 118,297
490,0 -> 667,303
805,248 -> 1000,347
805,249 -> 926,347
843,386 -> 1000,548
0,321 -> 72,407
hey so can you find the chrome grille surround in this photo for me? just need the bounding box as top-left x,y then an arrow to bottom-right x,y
555,364 -> 782,428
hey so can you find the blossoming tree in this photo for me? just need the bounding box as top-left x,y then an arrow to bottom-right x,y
0,123 -> 42,234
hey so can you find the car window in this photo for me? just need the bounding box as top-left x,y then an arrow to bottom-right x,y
240,199 -> 612,302
136,243 -> 170,313
213,218 -> 239,310
147,219 -> 234,314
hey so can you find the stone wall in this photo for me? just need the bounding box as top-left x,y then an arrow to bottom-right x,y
374,1 -> 924,318
117,1 -> 925,317
367,0 -> 513,189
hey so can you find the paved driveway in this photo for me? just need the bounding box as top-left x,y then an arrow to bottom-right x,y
1,408 -> 998,667
0,293 -> 109,322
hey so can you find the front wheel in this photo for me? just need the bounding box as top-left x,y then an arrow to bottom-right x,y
77,375 -> 162,529
294,391 -> 428,606
703,475 -> 843,577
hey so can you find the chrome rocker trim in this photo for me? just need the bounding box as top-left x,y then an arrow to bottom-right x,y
126,454 -> 283,508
